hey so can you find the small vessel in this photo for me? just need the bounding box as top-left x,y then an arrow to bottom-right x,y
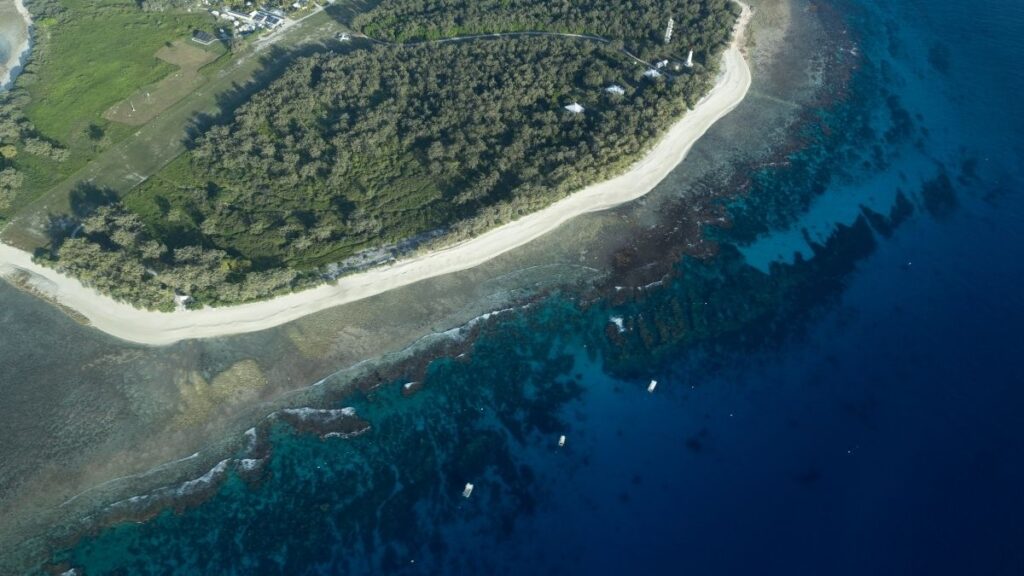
462,483 -> 474,498
647,379 -> 658,393
558,434 -> 566,447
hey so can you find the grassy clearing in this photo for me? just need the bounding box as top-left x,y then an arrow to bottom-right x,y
103,41 -> 224,126
1,9 -> 344,249
0,0 -> 218,219
23,0 -> 214,145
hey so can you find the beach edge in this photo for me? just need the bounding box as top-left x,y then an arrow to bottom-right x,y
0,3 -> 753,346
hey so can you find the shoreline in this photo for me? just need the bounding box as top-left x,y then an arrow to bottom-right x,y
0,4 -> 752,346
0,0 -> 32,90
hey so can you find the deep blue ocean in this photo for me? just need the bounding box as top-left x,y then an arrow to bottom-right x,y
52,0 -> 1024,573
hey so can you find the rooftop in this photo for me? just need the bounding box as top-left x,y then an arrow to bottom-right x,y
191,30 -> 216,45
564,102 -> 585,114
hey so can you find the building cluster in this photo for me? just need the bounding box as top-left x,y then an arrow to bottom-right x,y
555,15 -> 700,117
564,61 -> 679,115
210,4 -> 287,36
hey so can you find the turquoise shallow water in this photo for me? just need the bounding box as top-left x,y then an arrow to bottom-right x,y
41,0 -> 1024,572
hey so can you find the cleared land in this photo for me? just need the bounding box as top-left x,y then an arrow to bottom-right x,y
103,41 -> 223,126
0,0 -> 218,215
1,7 -> 342,249
23,1 -> 214,142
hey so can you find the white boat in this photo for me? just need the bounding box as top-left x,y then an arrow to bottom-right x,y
647,379 -> 658,393
462,483 -> 474,498
558,434 -> 566,447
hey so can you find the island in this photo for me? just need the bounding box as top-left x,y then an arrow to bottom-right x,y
0,0 -> 752,343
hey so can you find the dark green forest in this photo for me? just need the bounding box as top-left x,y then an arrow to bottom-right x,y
41,1 -> 739,309
355,0 -> 739,62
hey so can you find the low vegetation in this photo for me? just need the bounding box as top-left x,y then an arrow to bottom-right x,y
22,0 -> 214,142
0,0 -> 219,218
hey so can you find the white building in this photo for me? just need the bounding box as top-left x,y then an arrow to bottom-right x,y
251,10 -> 284,29
174,293 -> 193,309
222,9 -> 251,23
564,102 -> 585,114
643,69 -> 663,79
605,84 -> 625,95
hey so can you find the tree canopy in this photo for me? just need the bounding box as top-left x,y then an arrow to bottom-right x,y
40,1 -> 739,309
354,0 -> 739,62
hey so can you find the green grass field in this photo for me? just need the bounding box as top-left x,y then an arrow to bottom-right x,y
24,0 -> 215,146
0,1 -> 230,226
103,41 -> 223,126
1,8 -> 346,250
0,1 -> 218,210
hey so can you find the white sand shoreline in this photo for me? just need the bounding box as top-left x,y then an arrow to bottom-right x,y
0,4 -> 752,346
0,0 -> 32,90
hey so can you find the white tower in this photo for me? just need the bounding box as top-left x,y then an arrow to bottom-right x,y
664,17 -> 674,44
685,49 -> 694,68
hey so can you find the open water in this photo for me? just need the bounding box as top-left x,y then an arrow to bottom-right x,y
18,0 -> 1024,572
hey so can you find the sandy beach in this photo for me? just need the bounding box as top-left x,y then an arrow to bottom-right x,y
0,0 -> 31,90
0,4 -> 752,346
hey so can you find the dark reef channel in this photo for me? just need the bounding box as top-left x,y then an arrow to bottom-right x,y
5,0 -> 1024,572
3,0 -> 859,571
